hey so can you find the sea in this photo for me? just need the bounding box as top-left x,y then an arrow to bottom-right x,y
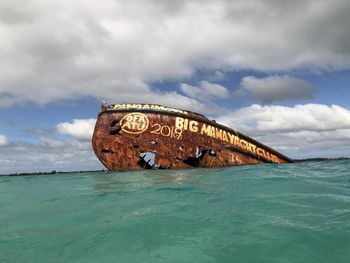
1,160 -> 350,263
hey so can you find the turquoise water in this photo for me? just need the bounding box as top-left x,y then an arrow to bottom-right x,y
1,160 -> 350,263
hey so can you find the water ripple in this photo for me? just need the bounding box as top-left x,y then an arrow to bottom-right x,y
1,160 -> 350,262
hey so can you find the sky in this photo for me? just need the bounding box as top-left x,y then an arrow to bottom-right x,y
1,0 -> 350,174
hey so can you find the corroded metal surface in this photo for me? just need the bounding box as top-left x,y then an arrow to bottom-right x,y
92,103 -> 293,171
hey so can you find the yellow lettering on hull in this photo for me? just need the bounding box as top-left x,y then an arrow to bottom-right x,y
175,117 -> 281,163
113,104 -> 188,115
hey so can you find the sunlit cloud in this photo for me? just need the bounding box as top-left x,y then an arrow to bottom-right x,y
0,134 -> 7,146
217,104 -> 350,157
57,119 -> 96,141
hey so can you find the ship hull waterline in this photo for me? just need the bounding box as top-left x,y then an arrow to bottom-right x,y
92,106 -> 293,171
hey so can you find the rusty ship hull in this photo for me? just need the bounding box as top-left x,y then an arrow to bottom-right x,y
92,103 -> 293,171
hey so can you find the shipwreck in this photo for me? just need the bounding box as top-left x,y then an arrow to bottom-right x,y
92,103 -> 293,171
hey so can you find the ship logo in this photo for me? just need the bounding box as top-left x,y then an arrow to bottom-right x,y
120,112 -> 149,134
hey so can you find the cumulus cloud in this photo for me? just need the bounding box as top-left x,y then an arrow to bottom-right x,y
0,118 -> 107,174
57,119 -> 96,141
180,81 -> 230,100
239,75 -> 315,104
2,102 -> 350,174
0,135 -> 7,146
1,0 -> 350,107
216,104 -> 350,158
0,139 -> 103,174
217,104 -> 350,132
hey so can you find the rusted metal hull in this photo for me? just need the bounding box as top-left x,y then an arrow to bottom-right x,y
92,104 -> 293,171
